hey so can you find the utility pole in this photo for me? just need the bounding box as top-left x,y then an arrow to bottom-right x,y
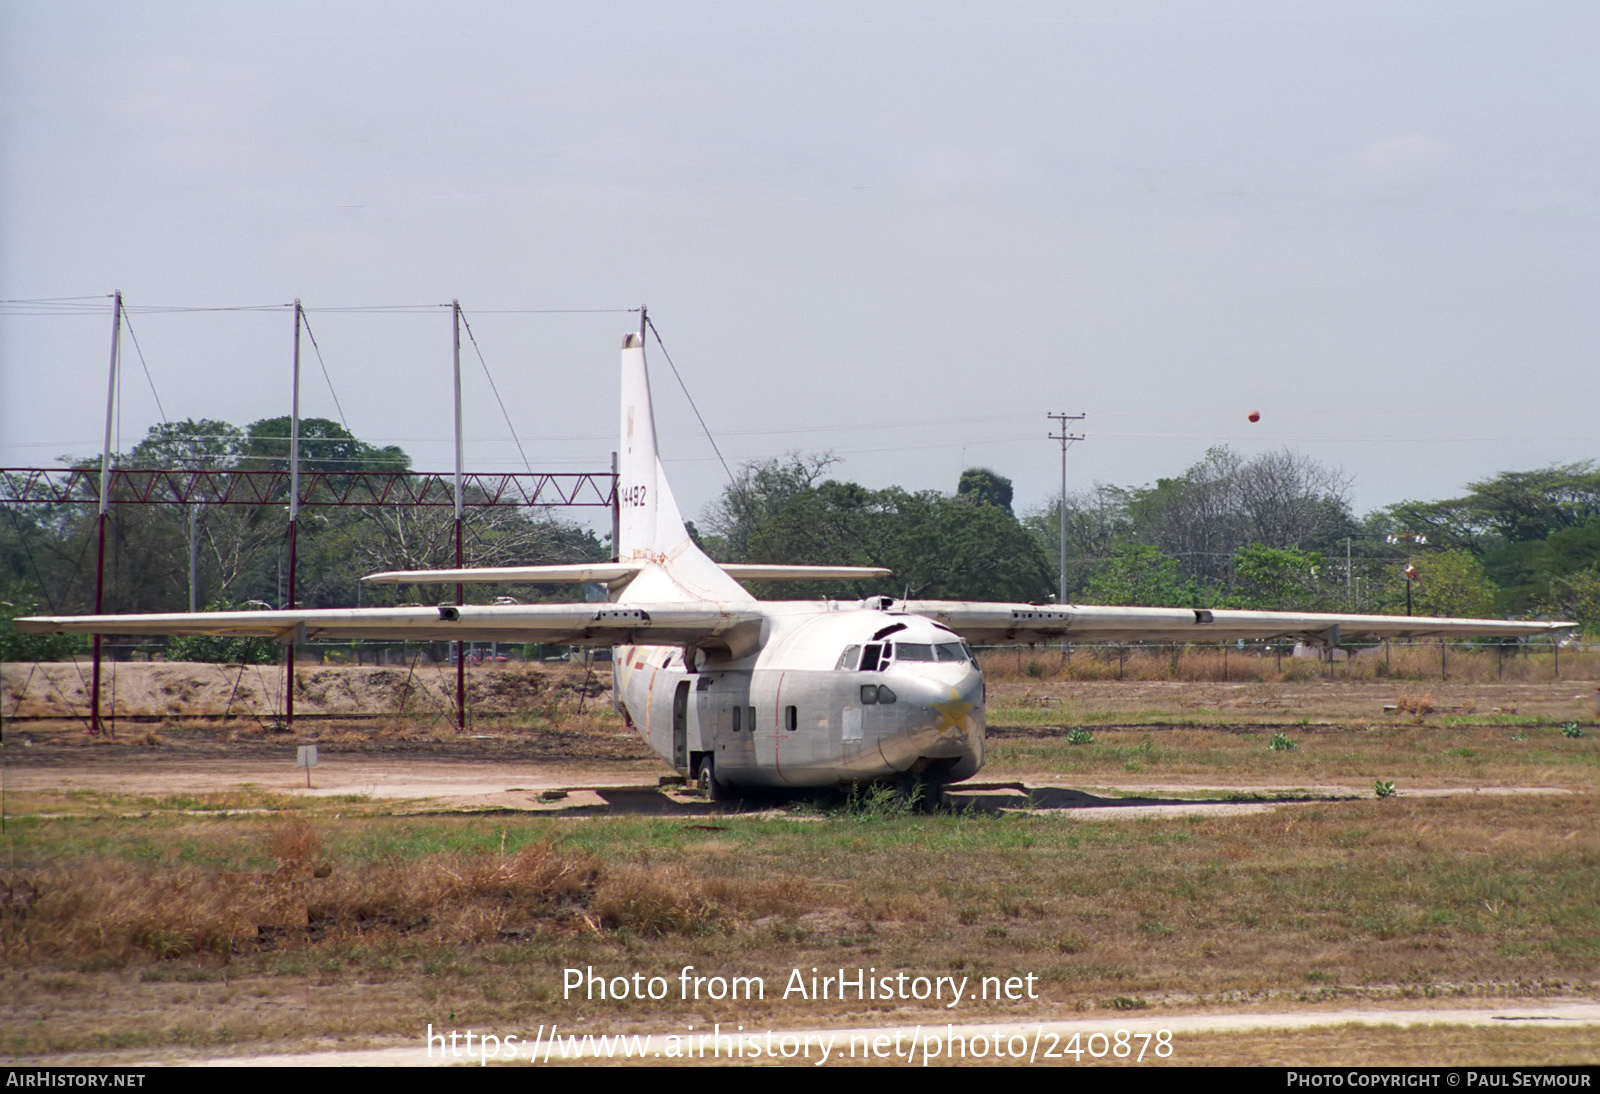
1047,412 -> 1085,605
286,300 -> 302,730
1386,531 -> 1427,616
453,299 -> 465,731
92,290 -> 122,737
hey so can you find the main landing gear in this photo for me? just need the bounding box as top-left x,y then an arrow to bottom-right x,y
695,754 -> 731,803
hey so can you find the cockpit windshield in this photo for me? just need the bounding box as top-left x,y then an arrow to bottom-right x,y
935,641 -> 977,665
838,638 -> 977,671
891,641 -> 976,665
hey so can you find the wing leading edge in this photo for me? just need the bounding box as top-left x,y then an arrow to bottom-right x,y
898,601 -> 1575,645
15,603 -> 768,655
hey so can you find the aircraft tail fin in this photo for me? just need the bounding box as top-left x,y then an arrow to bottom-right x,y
616,332 -> 749,603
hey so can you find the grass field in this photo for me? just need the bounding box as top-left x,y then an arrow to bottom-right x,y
3,665 -> 1597,1066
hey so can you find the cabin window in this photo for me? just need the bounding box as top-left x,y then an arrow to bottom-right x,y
877,684 -> 897,704
835,644 -> 861,671
696,676 -> 713,691
748,706 -> 757,732
732,706 -> 741,732
860,684 -> 878,705
785,705 -> 798,731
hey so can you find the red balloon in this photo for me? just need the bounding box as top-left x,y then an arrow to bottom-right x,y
1247,410 -> 1261,423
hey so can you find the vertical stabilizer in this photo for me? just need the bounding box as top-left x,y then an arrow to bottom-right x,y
616,333 -> 749,603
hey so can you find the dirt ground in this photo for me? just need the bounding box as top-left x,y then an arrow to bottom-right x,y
2,659 -> 610,726
8,659 -> 1598,726
5,661 -> 1597,813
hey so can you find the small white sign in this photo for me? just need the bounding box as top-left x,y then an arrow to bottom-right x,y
297,745 -> 319,768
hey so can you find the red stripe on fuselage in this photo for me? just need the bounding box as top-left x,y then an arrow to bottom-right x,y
773,671 -> 788,783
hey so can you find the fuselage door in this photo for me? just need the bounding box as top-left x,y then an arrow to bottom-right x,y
672,679 -> 690,772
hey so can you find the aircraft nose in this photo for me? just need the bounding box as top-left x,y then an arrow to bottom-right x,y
896,666 -> 985,773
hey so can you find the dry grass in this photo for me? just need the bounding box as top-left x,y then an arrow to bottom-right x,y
981,642 -> 1600,685
6,828 -> 605,965
5,816 -> 827,979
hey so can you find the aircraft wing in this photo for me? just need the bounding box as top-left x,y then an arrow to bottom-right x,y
15,603 -> 767,653
896,601 -> 1575,646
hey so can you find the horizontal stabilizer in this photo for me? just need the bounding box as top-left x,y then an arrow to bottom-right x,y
361,562 -> 890,587
721,564 -> 891,582
362,563 -> 644,587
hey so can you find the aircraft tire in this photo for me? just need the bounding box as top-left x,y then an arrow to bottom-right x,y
698,755 -> 732,803
897,773 -> 944,813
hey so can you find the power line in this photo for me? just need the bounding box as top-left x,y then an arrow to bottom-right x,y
295,311 -> 351,434
456,307 -> 533,474
118,311 -> 168,427
645,313 -> 736,488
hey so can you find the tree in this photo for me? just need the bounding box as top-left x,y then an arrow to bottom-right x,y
1234,450 -> 1355,551
705,461 -> 1053,602
128,419 -> 268,607
957,467 -> 1014,514
1022,484 -> 1132,602
352,502 -> 608,608
1375,548 -> 1495,619
129,419 -> 244,469
1122,446 -> 1354,588
0,596 -> 86,661
1545,568 -> 1600,636
700,453 -> 839,562
165,600 -> 277,663
1387,464 -> 1600,614
244,417 -> 409,474
1081,545 -> 1201,607
1223,544 -> 1333,611
1391,463 -> 1600,547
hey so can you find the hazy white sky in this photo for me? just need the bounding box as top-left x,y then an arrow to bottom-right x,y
3,1 -> 1596,534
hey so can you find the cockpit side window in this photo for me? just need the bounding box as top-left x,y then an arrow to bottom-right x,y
835,644 -> 861,671
858,643 -> 883,672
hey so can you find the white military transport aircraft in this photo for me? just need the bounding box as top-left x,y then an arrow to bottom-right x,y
19,332 -> 1574,802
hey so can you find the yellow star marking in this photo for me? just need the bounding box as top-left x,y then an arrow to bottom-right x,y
931,688 -> 976,737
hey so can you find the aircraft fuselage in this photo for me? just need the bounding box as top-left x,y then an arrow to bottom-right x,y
613,604 -> 985,792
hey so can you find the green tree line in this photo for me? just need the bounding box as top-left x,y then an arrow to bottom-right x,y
1,417 -> 606,659
698,451 -> 1600,633
4,420 -> 1597,661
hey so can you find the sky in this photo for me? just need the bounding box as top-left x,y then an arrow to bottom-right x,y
3,1 -> 1596,539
